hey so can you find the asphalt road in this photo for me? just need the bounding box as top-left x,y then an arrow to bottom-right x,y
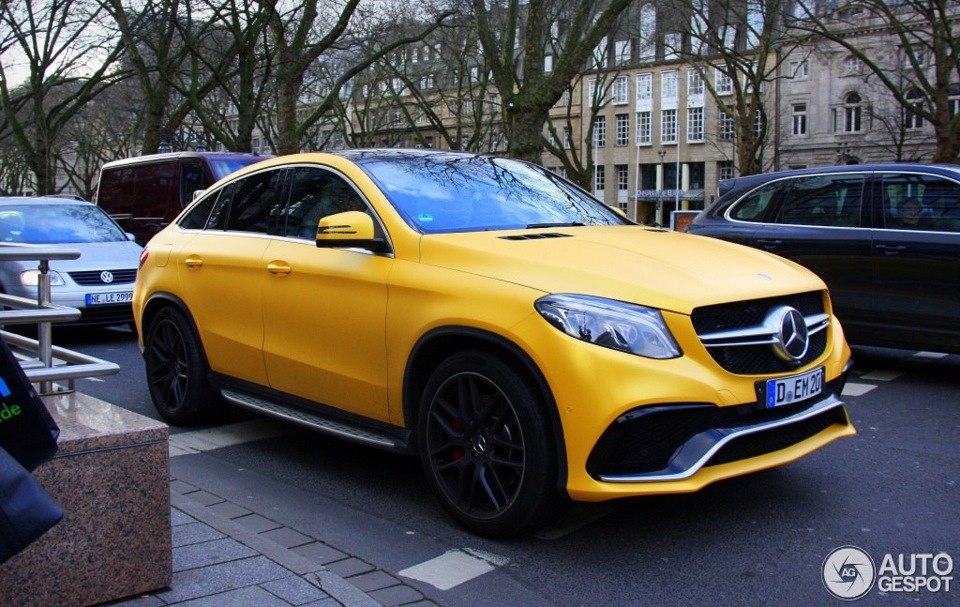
62,327 -> 959,606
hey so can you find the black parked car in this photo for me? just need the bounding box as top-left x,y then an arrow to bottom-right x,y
687,163 -> 960,353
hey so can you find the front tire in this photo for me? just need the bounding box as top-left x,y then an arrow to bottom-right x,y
417,350 -> 562,538
144,307 -> 222,425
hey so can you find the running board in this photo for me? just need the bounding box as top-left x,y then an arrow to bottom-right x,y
220,388 -> 405,451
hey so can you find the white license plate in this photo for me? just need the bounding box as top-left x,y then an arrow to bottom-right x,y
764,366 -> 825,408
85,291 -> 133,305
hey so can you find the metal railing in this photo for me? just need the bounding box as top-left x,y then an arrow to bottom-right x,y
0,243 -> 120,395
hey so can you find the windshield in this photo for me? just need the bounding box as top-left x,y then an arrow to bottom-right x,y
208,156 -> 271,180
0,204 -> 128,244
352,152 -> 629,233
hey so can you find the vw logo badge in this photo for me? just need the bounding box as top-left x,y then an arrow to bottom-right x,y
769,306 -> 809,362
100,271 -> 115,284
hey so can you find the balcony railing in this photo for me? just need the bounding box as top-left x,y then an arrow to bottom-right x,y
0,243 -> 120,395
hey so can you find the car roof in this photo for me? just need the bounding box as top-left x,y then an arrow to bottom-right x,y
718,163 -> 960,197
0,196 -> 95,207
101,151 -> 270,169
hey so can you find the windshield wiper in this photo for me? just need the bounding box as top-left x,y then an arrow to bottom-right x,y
525,222 -> 585,229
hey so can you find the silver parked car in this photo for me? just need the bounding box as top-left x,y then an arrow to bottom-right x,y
0,197 -> 142,327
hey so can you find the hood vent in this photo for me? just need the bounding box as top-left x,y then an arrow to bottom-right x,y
500,232 -> 573,241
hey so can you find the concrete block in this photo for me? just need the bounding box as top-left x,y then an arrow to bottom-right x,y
0,391 -> 171,607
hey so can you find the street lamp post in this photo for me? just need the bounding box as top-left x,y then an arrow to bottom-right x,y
657,149 -> 666,225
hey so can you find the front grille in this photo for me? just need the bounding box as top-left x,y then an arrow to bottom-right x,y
587,404 -> 722,477
692,291 -> 828,375
68,269 -> 137,286
705,406 -> 845,467
587,380 -> 845,479
75,304 -> 133,326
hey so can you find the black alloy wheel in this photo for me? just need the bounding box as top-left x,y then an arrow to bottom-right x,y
144,307 -> 221,425
418,350 -> 561,538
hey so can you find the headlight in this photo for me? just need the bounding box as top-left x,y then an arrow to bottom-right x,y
20,270 -> 65,287
535,294 -> 681,359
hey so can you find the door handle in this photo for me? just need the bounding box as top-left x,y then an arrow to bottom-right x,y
876,243 -> 906,255
756,239 -> 782,249
267,261 -> 291,275
184,255 -> 203,268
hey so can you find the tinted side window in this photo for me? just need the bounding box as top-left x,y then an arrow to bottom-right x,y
225,170 -> 286,234
730,185 -> 777,222
281,167 -> 368,239
179,185 -> 230,230
180,161 -> 206,208
776,174 -> 864,227
135,163 -> 176,218
881,173 -> 960,232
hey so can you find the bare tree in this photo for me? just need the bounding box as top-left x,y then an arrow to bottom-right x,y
0,0 -> 125,194
666,0 -> 795,176
55,79 -> 143,198
170,0 -> 273,153
259,0 -> 454,155
791,0 -> 960,163
357,17 -> 503,153
470,0 -> 635,164
101,0 -> 199,155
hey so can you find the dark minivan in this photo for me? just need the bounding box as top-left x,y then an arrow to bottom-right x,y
95,152 -> 268,244
687,163 -> 960,353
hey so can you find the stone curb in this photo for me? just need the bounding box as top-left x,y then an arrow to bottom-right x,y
170,492 -> 382,607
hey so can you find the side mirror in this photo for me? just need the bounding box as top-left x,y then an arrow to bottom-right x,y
316,211 -> 389,253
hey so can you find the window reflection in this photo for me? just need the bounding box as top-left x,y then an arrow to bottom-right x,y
347,151 -> 627,233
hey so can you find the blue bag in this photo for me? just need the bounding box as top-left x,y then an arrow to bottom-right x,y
0,445 -> 64,564
0,337 -> 60,471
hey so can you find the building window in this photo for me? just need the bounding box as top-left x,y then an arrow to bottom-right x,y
636,73 -> 653,102
716,68 -> 733,95
949,84 -> 960,118
718,108 -> 736,140
661,70 -> 679,100
843,92 -> 862,132
595,165 -> 606,192
687,70 -> 704,98
563,127 -> 572,148
616,164 -> 629,193
616,114 -> 630,146
661,109 -> 677,144
639,5 -> 656,61
615,40 -> 631,65
420,74 -> 434,89
664,33 -> 681,60
792,103 -> 807,135
687,107 -> 704,142
593,116 -> 606,147
719,160 -> 735,180
637,111 -> 652,145
843,55 -> 862,73
612,76 -> 629,105
544,55 -> 553,73
790,59 -> 809,79
904,89 -> 924,129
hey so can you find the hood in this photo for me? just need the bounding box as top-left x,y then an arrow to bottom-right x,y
418,225 -> 826,315
38,241 -> 142,273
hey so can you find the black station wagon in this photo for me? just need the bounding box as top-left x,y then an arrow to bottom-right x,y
687,164 -> 960,353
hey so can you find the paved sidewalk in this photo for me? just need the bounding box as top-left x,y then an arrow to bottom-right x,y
103,478 -> 439,607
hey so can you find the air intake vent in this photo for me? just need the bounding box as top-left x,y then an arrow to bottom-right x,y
499,232 -> 573,241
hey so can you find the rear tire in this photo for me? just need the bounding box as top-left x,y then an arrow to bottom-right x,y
417,350 -> 562,538
144,306 -> 223,425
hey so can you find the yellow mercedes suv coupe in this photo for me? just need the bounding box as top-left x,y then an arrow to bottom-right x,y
133,150 -> 855,537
